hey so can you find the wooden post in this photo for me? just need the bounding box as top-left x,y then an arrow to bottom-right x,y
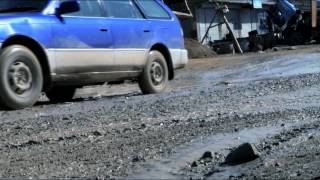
222,14 -> 243,54
312,0 -> 317,28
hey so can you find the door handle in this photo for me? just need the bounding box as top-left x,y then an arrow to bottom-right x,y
143,29 -> 150,33
100,28 -> 108,32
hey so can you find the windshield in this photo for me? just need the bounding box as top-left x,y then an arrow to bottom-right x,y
0,0 -> 49,12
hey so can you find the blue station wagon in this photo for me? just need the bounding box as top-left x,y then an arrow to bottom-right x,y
0,0 -> 188,110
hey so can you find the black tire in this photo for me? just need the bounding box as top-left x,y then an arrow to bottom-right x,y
0,45 -> 43,110
139,50 -> 169,94
46,87 -> 76,103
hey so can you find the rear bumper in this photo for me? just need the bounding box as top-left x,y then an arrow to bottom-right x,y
170,49 -> 189,69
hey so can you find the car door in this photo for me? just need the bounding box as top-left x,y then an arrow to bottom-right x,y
51,0 -> 114,75
101,0 -> 152,72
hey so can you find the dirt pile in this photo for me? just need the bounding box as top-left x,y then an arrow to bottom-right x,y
185,38 -> 216,59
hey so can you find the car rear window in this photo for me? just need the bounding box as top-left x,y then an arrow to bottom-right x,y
137,0 -> 170,19
102,0 -> 143,19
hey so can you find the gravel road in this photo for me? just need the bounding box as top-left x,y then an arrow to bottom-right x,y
0,46 -> 320,179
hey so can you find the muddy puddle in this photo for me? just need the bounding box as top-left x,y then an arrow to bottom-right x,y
126,126 -> 286,179
201,53 -> 320,84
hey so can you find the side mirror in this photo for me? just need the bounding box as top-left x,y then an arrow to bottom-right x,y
56,0 -> 80,15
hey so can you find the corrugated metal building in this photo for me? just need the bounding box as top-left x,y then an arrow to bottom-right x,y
196,1 -> 270,43
176,0 -> 312,44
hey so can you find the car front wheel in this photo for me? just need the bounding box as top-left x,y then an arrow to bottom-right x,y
0,45 -> 43,110
139,50 -> 169,94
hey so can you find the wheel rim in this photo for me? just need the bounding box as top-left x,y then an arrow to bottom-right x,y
150,60 -> 164,86
8,61 -> 33,96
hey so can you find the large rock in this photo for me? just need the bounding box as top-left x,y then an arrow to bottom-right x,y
225,143 -> 260,165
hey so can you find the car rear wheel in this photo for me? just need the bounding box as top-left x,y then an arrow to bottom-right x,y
139,50 -> 169,94
46,87 -> 76,103
0,45 -> 43,110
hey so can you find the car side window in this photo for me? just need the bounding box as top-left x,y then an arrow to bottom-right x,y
101,0 -> 143,19
65,0 -> 103,17
137,0 -> 170,19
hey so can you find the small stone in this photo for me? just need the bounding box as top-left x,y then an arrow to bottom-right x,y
201,151 -> 213,160
272,142 -> 280,146
14,126 -> 22,130
140,123 -> 146,129
308,134 -> 314,139
221,81 -> 230,85
62,117 -> 69,120
92,131 -> 102,136
191,161 -> 198,168
200,151 -> 213,164
93,94 -> 102,99
132,155 -> 144,163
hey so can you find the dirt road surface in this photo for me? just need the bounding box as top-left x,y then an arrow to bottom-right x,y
0,46 -> 320,179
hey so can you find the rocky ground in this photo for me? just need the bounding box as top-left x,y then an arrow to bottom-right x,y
0,46 -> 320,179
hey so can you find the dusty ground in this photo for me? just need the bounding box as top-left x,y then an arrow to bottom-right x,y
0,45 -> 320,179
